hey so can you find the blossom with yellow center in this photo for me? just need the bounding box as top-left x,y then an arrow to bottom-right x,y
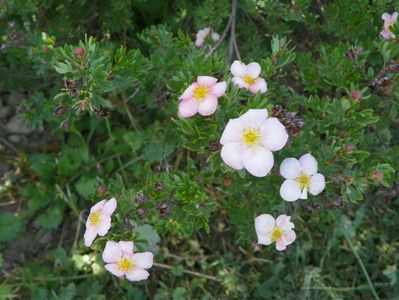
193,85 -> 208,100
89,212 -> 101,226
242,74 -> 256,86
255,214 -> 296,251
117,258 -> 134,273
230,60 -> 267,94
242,127 -> 261,146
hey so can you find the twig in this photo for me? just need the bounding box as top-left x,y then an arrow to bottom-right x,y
342,230 -> 380,300
205,10 -> 233,59
153,262 -> 220,282
71,210 -> 84,251
228,0 -> 238,63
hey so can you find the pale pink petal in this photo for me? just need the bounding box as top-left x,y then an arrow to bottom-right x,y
248,78 -> 267,94
259,117 -> 288,151
90,200 -> 106,213
309,173 -> 326,195
97,215 -> 111,236
179,83 -> 197,101
102,241 -> 122,263
132,252 -> 154,269
211,32 -> 220,41
239,109 -> 268,128
195,37 -> 204,47
275,239 -> 287,251
102,198 -> 117,215
276,215 -> 294,231
279,158 -> 301,179
230,60 -> 247,77
280,179 -> 301,202
246,62 -> 261,78
299,187 -> 308,200
83,227 -> 98,247
119,241 -> 134,256
242,146 -> 274,177
195,27 -> 210,47
105,264 -> 125,277
220,142 -> 244,170
209,81 -> 227,97
255,214 -> 275,242
125,268 -> 150,281
178,99 -> 198,118
197,76 -> 218,87
382,12 -> 391,21
220,118 -> 244,145
380,29 -> 394,40
198,94 -> 218,116
299,153 -> 318,175
232,76 -> 249,89
283,230 -> 296,245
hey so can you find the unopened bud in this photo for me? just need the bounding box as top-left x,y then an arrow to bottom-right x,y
53,105 -> 67,116
344,144 -> 354,154
154,180 -> 164,192
59,120 -> 70,131
137,208 -> 149,219
73,47 -> 85,58
351,91 -> 362,101
373,170 -> 383,183
98,185 -> 107,195
135,192 -> 147,205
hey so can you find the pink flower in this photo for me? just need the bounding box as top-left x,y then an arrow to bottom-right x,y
230,60 -> 267,94
195,27 -> 220,47
220,109 -> 288,177
351,91 -> 362,101
178,76 -> 227,118
380,12 -> 398,40
83,198 -> 117,247
102,241 -> 154,281
255,214 -> 296,251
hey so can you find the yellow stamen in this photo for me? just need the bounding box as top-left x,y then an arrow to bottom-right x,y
297,173 -> 311,190
271,227 -> 283,242
117,258 -> 134,272
242,128 -> 260,146
89,212 -> 101,226
243,74 -> 255,86
193,85 -> 208,100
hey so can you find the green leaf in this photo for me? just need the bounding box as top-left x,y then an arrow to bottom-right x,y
0,212 -> 24,243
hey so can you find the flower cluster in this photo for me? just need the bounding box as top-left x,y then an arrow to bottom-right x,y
178,59 -> 327,251
380,12 -> 398,40
84,198 -> 154,282
195,27 -> 220,47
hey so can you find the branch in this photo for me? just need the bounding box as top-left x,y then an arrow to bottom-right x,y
153,262 -> 220,282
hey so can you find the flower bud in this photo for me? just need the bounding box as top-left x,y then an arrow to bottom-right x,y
351,91 -> 362,101
53,105 -> 67,116
137,208 -> 149,219
344,144 -> 354,154
59,120 -> 70,131
73,47 -> 85,58
373,170 -> 383,183
97,185 -> 107,195
154,180 -> 164,192
135,192 -> 147,205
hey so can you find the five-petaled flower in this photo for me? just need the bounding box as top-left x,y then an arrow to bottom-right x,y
84,198 -> 117,247
178,76 -> 227,118
279,153 -> 326,202
255,214 -> 296,251
230,60 -> 267,94
195,27 -> 220,47
102,241 -> 154,281
220,109 -> 288,177
380,12 -> 398,40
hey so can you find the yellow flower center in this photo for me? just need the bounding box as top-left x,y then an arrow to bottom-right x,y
242,128 -> 260,146
297,173 -> 311,190
193,85 -> 208,100
117,258 -> 134,273
271,227 -> 283,242
243,74 -> 255,86
89,212 -> 101,226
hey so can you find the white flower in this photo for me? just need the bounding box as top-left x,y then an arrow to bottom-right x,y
279,153 -> 326,202
195,27 -> 220,47
230,60 -> 267,94
220,109 -> 288,177
102,241 -> 154,281
255,214 -> 296,251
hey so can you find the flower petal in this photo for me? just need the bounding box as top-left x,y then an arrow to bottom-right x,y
119,241 -> 134,256
102,241 -> 122,263
249,78 -> 267,94
242,146 -> 274,177
126,268 -> 150,281
97,215 -> 111,236
220,142 -> 244,170
178,99 -> 198,118
232,76 -> 249,89
220,118 -> 244,145
299,153 -> 318,175
260,117 -> 288,151
90,200 -> 106,213
382,12 -> 391,21
275,215 -> 294,231
230,60 -> 247,77
103,198 -> 117,215
279,158 -> 301,179
105,264 -> 125,277
209,81 -> 227,97
83,227 -> 97,247
211,32 -> 220,41
280,179 -> 301,202
179,83 -> 197,101
239,109 -> 268,128
380,29 -> 394,40
309,173 -> 326,195
197,76 -> 218,87
283,229 -> 296,245
275,239 -> 287,251
246,62 -> 261,78
132,252 -> 154,269
255,214 -> 275,241
198,94 -> 218,116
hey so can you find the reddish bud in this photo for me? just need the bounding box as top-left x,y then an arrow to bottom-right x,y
42,45 -> 50,53
373,170 -> 383,183
73,47 -> 85,58
53,105 -> 67,116
98,185 -> 107,195
154,180 -> 164,192
79,101 -> 89,111
344,144 -> 354,154
59,120 -> 70,131
223,177 -> 232,186
351,91 -> 362,101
